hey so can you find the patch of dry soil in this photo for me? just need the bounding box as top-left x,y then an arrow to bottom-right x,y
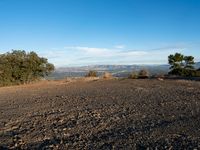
0,79 -> 200,149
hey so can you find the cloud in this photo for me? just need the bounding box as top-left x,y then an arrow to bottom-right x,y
64,46 -> 111,56
64,46 -> 149,58
41,45 -> 186,67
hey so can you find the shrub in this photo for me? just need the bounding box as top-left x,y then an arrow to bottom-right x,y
169,68 -> 200,77
103,72 -> 113,79
85,70 -> 97,77
128,72 -> 138,79
138,69 -> 149,79
192,70 -> 200,77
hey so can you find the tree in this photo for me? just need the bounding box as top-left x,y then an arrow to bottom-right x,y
0,50 -> 54,86
184,56 -> 195,69
168,53 -> 184,69
168,53 -> 199,77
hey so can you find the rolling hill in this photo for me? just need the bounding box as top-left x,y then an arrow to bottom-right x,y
48,65 -> 170,79
47,62 -> 200,80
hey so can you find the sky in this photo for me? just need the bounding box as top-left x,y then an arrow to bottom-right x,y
0,0 -> 200,67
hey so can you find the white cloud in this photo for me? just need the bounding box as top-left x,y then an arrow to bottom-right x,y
42,45 -> 186,67
64,46 -> 149,58
64,46 -> 111,56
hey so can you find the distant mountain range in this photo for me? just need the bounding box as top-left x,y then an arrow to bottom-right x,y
56,64 -> 169,72
195,62 -> 200,69
47,62 -> 200,79
48,64 -> 169,79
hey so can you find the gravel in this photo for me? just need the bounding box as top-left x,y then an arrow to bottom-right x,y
0,79 -> 200,149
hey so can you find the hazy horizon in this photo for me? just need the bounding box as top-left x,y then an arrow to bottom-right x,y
55,63 -> 170,68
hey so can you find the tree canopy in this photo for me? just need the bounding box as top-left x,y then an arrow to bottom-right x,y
184,56 -> 195,69
168,53 -> 184,69
0,50 -> 54,86
168,53 -> 195,70
168,53 -> 200,77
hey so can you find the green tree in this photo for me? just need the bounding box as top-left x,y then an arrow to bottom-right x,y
0,50 -> 54,86
184,56 -> 195,69
168,53 -> 199,77
168,53 -> 184,69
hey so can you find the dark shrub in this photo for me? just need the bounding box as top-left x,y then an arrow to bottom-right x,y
128,72 -> 138,79
192,70 -> 200,77
85,70 -> 97,77
138,70 -> 149,79
169,68 -> 200,77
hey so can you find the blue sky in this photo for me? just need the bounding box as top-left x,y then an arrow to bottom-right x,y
0,0 -> 200,67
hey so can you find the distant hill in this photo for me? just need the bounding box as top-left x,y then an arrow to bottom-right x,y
195,62 -> 200,69
47,62 -> 200,80
48,65 -> 170,79
56,65 -> 169,72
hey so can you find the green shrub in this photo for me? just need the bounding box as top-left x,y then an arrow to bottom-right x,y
191,70 -> 200,77
128,72 -> 138,79
138,69 -> 149,79
85,70 -> 97,77
169,68 -> 200,77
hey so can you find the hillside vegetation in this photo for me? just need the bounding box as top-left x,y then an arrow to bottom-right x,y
168,53 -> 200,77
0,50 -> 54,86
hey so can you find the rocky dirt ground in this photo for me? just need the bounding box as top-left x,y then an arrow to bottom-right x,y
0,79 -> 200,149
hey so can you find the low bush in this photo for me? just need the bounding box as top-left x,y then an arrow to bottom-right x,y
85,70 -> 97,77
169,68 -> 200,77
128,72 -> 138,79
138,69 -> 149,79
103,72 -> 113,79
